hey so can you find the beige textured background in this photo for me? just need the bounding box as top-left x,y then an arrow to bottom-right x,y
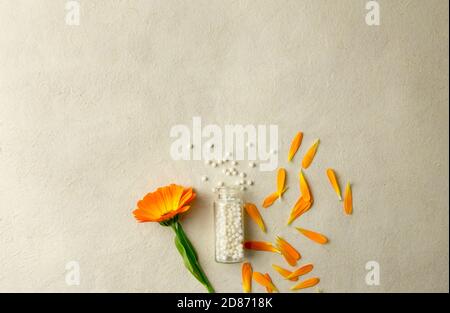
0,0 -> 448,293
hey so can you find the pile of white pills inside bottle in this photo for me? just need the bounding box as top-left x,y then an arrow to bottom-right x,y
214,187 -> 245,263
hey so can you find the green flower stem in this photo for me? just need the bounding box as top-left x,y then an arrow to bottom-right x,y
169,219 -> 215,293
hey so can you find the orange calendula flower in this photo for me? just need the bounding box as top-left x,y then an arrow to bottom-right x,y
271,264 -> 298,281
296,227 -> 329,244
291,277 -> 320,291
244,241 -> 280,253
326,169 -> 342,200
253,272 -> 278,292
133,184 -> 214,293
344,183 -> 353,215
287,263 -> 314,279
133,184 -> 195,223
302,139 -> 320,169
244,203 -> 266,233
288,132 -> 303,161
242,262 -> 252,293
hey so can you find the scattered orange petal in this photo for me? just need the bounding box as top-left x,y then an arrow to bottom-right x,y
280,247 -> 297,266
296,227 -> 328,244
301,139 -> 320,169
276,236 -> 301,261
253,272 -> 278,292
291,277 -> 320,290
299,170 -> 312,202
344,183 -> 352,215
287,197 -> 312,225
287,263 -> 314,279
244,241 -> 280,253
244,203 -> 266,233
271,264 -> 298,281
288,132 -> 303,161
326,169 -> 342,200
263,168 -> 288,208
277,168 -> 287,197
262,192 -> 279,208
242,262 -> 252,293
264,273 -> 274,293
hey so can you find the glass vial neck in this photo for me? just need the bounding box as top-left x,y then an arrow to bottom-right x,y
217,186 -> 241,201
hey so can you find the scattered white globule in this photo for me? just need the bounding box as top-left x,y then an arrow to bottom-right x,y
201,156 -> 256,194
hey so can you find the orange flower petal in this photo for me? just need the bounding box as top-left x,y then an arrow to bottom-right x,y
244,241 -> 280,253
301,139 -> 320,169
262,192 -> 279,208
344,182 -> 352,215
271,264 -> 298,281
242,262 -> 252,293
133,207 -> 161,223
277,168 -> 287,197
244,203 -> 266,233
296,227 -> 328,244
326,169 -> 342,200
179,187 -> 196,207
263,168 -> 288,208
276,236 -> 301,260
288,132 -> 303,161
291,277 -> 320,291
264,273 -> 274,293
253,272 -> 278,292
277,241 -> 299,266
299,171 -> 312,202
287,197 -> 312,225
287,263 -> 314,279
281,249 -> 297,266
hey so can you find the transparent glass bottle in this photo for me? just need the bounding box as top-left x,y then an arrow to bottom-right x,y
214,186 -> 245,263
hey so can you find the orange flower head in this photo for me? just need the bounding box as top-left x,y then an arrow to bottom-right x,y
133,184 -> 196,223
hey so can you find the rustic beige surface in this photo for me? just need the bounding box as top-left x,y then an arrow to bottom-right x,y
0,0 -> 448,292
